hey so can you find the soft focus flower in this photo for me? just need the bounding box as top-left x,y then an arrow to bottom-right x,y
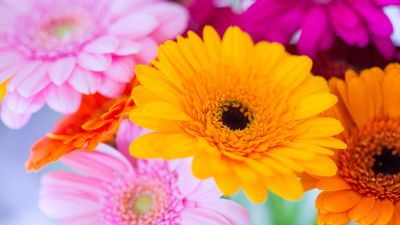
0,0 -> 188,129
26,79 -> 135,172
38,127 -> 249,225
315,63 -> 400,225
129,26 -> 346,203
236,0 -> 400,58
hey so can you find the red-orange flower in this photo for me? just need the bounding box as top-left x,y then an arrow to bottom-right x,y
26,82 -> 136,172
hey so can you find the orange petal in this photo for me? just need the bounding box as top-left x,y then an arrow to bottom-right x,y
323,190 -> 361,213
374,199 -> 394,225
360,200 -> 383,225
316,176 -> 351,191
348,196 -> 375,222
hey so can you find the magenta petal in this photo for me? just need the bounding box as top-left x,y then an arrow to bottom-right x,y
44,84 -> 82,114
0,105 -> 31,129
371,34 -> 396,58
49,57 -> 76,85
97,77 -> 125,98
104,57 -> 135,83
77,52 -> 112,72
16,63 -> 51,97
83,35 -> 119,54
371,0 -> 400,6
67,67 -> 102,94
4,91 -> 44,113
109,13 -> 159,39
181,208 -> 231,225
297,6 -> 330,57
197,199 -> 249,225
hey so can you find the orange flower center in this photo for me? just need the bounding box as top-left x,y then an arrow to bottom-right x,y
337,119 -> 400,201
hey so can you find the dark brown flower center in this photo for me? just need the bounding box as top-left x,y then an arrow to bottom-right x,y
337,119 -> 400,201
373,147 -> 400,176
220,103 -> 251,131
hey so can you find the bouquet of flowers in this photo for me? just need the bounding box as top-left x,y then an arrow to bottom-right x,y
1,0 -> 400,224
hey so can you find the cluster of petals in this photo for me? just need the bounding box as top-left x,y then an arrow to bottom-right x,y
39,122 -> 249,225
0,0 -> 188,128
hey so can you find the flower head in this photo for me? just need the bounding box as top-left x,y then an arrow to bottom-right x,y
0,0 -> 188,128
236,0 -> 399,58
26,83 -> 135,172
315,63 -> 400,225
38,123 -> 249,225
129,26 -> 345,203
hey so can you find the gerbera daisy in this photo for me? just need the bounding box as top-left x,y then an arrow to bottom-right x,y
0,0 -> 188,129
38,129 -> 249,225
129,26 -> 346,203
236,0 -> 399,58
26,88 -> 135,172
315,63 -> 400,225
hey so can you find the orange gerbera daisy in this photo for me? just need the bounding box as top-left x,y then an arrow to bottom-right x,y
315,63 -> 400,225
26,81 -> 137,172
129,26 -> 346,203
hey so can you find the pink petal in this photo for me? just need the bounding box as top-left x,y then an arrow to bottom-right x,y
61,144 -> 133,181
139,2 -> 189,42
174,159 -> 201,198
67,67 -> 102,94
114,39 -> 142,56
58,213 -> 101,225
6,61 -> 41,92
186,178 -> 222,201
16,63 -> 51,97
49,57 -> 76,85
3,91 -> 45,113
134,38 -> 158,64
41,171 -> 104,197
0,104 -> 31,129
84,35 -> 119,54
197,199 -> 250,225
39,193 -> 99,220
44,84 -> 82,114
97,77 -> 125,98
109,13 -> 159,39
104,56 -> 135,83
77,52 -> 112,72
180,208 -> 231,225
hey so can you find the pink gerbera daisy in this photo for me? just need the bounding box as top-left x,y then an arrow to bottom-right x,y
237,0 -> 400,58
0,0 -> 188,128
38,122 -> 249,225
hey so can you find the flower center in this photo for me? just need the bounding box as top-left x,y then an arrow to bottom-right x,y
13,3 -> 103,59
132,194 -> 153,215
337,119 -> 400,201
372,147 -> 400,175
221,102 -> 251,130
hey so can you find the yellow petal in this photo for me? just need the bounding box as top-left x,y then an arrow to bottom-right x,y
242,181 -> 268,203
130,132 -> 199,159
203,26 -> 221,63
131,101 -> 192,123
295,117 -> 344,139
271,55 -> 312,90
293,92 -> 338,120
214,173 -> 240,195
267,174 -> 304,201
303,155 -> 337,177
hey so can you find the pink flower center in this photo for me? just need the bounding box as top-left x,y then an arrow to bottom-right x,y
12,2 -> 105,59
102,173 -> 184,225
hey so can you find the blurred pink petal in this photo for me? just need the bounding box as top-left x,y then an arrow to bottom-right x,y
0,0 -> 188,128
44,84 -> 82,113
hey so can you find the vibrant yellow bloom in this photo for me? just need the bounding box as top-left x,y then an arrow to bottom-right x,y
129,26 -> 345,203
316,63 -> 400,225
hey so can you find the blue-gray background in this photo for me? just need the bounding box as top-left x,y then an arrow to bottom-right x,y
0,6 -> 399,225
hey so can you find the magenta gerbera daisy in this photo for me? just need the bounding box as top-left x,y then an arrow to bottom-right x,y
38,122 -> 249,225
0,0 -> 188,128
236,0 -> 400,58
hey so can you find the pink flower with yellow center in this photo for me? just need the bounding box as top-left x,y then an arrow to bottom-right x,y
0,0 -> 188,128
38,122 -> 249,225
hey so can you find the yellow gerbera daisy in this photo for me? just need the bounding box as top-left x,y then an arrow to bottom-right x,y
315,63 -> 400,225
129,26 -> 346,203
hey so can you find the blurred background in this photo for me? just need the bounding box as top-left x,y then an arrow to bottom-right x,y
0,4 -> 399,225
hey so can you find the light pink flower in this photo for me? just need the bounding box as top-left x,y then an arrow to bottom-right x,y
0,0 -> 188,129
38,122 -> 249,225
